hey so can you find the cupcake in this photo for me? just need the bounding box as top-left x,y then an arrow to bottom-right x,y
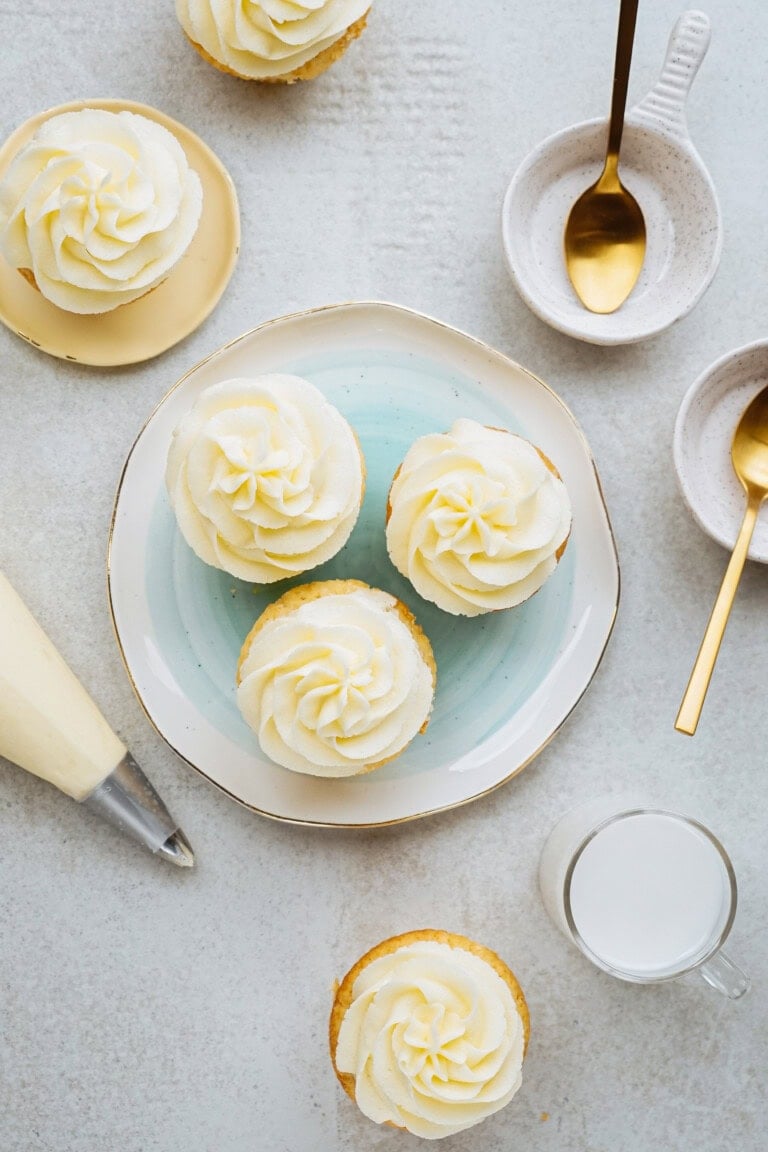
329,929 -> 529,1139
0,108 -> 202,314
176,0 -> 370,83
386,418 -> 572,616
166,375 -> 365,583
236,579 -> 435,777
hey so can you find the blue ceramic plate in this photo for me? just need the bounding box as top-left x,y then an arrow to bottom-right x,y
108,302 -> 619,826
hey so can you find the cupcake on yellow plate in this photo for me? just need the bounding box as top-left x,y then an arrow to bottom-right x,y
386,418 -> 572,617
329,929 -> 529,1139
0,108 -> 202,314
236,579 -> 435,777
176,0 -> 370,83
166,375 -> 365,583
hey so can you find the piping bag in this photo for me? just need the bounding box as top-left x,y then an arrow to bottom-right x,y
0,570 -> 194,867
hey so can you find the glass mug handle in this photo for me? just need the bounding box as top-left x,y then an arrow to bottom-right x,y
698,951 -> 750,1000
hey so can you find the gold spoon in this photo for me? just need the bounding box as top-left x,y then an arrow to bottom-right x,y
676,385 -> 768,735
564,0 -> 646,313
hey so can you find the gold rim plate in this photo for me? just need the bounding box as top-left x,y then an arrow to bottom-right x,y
107,301 -> 620,828
0,99 -> 240,366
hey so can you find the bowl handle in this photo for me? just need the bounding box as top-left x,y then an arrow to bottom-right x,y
631,10 -> 711,140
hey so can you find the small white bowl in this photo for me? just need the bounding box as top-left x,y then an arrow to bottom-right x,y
502,11 -> 721,345
674,340 -> 768,562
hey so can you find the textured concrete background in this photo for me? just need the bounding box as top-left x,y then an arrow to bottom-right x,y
1,2 -> 767,1149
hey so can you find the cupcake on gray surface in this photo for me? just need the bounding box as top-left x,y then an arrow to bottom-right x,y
329,929 -> 529,1139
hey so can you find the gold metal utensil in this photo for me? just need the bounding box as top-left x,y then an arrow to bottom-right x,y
676,385 -> 768,735
564,0 -> 646,313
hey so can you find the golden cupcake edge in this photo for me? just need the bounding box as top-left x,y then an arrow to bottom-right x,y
185,12 -> 368,84
17,265 -> 164,312
533,443 -> 570,562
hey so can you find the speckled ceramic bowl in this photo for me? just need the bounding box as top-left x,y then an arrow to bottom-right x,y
502,11 -> 720,345
674,339 -> 768,562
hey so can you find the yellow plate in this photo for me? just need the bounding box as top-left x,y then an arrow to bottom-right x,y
0,99 -> 240,366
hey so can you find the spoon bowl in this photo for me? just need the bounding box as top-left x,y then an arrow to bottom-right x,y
676,382 -> 768,735
565,166 -> 647,313
564,0 -> 645,313
503,11 -> 718,344
675,341 -> 768,560
731,390 -> 768,492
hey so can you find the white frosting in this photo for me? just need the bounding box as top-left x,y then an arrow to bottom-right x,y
166,376 -> 364,582
176,0 -> 370,79
387,418 -> 572,616
335,939 -> 525,1139
0,109 -> 202,314
237,587 -> 434,776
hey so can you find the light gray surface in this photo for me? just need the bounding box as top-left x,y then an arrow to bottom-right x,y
1,2 -> 767,1149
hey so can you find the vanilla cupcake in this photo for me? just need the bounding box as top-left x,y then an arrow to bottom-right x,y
329,929 -> 529,1139
387,418 -> 572,617
236,579 -> 435,777
0,108 -> 202,314
176,0 -> 370,83
166,376 -> 365,582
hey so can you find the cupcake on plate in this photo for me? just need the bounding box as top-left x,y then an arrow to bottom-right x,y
0,108 -> 202,314
386,418 -> 572,617
176,0 -> 370,83
166,375 -> 365,583
329,929 -> 529,1139
236,579 -> 435,777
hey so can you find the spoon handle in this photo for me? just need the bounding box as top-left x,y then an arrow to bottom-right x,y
675,491 -> 763,735
632,11 -> 711,140
606,0 -> 641,164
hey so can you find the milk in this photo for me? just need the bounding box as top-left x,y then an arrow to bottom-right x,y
0,571 -> 125,800
539,800 -> 732,980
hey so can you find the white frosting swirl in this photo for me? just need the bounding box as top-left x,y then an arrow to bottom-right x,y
0,109 -> 202,314
166,376 -> 364,582
176,0 -> 370,79
237,586 -> 434,776
387,418 -> 572,616
335,939 -> 525,1139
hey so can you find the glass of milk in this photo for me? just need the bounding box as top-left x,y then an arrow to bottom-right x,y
538,797 -> 749,998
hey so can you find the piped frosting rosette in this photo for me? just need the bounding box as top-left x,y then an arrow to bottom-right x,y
166,376 -> 365,583
386,418 -> 572,616
330,931 -> 529,1139
176,0 -> 371,80
236,581 -> 435,776
0,108 -> 202,314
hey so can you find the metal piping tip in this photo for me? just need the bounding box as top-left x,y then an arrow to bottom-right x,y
83,754 -> 195,867
157,828 -> 195,868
